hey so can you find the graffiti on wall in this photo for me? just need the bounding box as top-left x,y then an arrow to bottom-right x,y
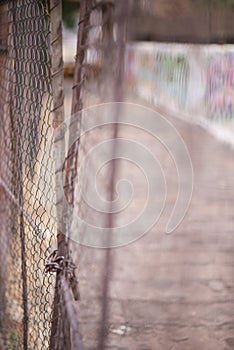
126,45 -> 189,108
206,53 -> 234,121
152,52 -> 189,107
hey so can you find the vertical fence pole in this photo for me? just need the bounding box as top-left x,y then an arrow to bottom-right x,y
0,3 -> 9,340
11,3 -> 29,347
49,1 -> 69,348
49,1 -> 84,348
64,0 -> 93,206
97,2 -> 130,349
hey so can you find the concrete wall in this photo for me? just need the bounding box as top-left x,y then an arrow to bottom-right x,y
126,42 -> 234,147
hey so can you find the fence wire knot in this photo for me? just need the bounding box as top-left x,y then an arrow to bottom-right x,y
45,249 -> 80,300
45,249 -> 64,273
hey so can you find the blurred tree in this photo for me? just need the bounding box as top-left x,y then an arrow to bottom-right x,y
62,0 -> 80,29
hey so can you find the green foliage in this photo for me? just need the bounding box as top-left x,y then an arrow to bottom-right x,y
62,0 -> 80,29
6,331 -> 19,350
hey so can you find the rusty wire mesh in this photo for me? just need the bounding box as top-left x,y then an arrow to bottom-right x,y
0,0 -> 57,349
3,1 -> 233,349
0,0 -> 129,349
0,0 -> 62,349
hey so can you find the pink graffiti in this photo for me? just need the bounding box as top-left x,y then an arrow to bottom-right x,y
207,53 -> 234,120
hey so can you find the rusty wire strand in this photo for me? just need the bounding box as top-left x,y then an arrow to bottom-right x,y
0,177 -> 53,247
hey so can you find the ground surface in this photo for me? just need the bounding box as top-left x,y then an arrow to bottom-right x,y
64,83 -> 234,350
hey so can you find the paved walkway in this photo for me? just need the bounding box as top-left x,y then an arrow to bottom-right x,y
69,94 -> 234,350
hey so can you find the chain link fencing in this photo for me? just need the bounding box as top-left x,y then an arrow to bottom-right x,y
1,0 -> 234,349
0,1 -> 57,349
0,0 -> 129,349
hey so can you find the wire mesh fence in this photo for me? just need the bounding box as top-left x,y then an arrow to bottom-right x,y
0,1 -> 57,349
0,0 -> 129,349
1,0 -> 234,349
